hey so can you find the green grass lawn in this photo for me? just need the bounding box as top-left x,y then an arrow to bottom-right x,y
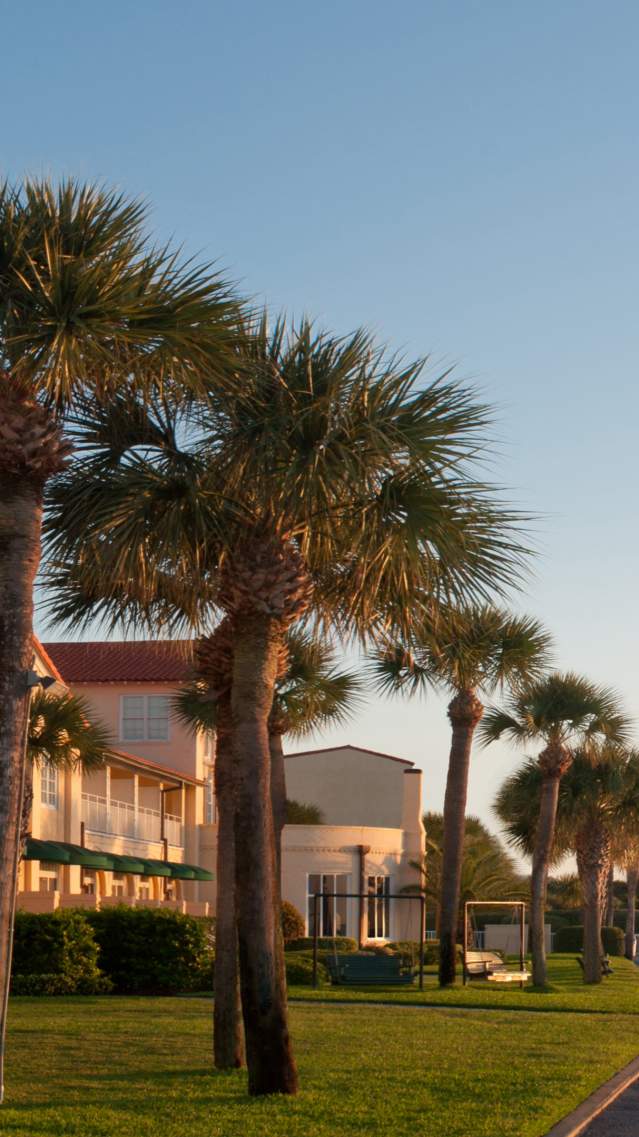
3,958 -> 639,1137
291,954 -> 639,1014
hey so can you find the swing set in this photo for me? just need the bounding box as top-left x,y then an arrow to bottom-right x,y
311,890 -> 427,989
463,900 -> 530,987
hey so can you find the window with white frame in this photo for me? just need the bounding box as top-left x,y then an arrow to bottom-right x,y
138,875 -> 151,899
39,862 -> 59,893
121,695 -> 170,742
367,875 -> 391,939
307,873 -> 349,937
40,762 -> 59,808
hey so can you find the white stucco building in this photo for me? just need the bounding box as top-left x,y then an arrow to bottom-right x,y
19,640 -> 425,943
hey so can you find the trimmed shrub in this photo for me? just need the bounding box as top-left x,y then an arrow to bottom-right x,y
11,910 -> 112,995
281,901 -> 305,945
86,906 -> 214,994
286,936 -> 358,953
285,951 -> 328,986
553,924 -> 625,956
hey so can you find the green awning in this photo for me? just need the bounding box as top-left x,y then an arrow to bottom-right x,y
24,839 -> 111,868
24,837 -> 72,863
164,862 -> 197,880
138,858 -> 172,878
179,862 -> 214,882
107,853 -> 148,875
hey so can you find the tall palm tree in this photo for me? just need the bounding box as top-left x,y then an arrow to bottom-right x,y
174,627 -> 361,1072
370,605 -> 551,985
44,317 -> 530,1093
484,675 -> 629,986
496,749 -> 639,983
0,178 -> 239,1038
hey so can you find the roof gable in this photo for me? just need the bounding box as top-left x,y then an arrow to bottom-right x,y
284,743 -> 414,766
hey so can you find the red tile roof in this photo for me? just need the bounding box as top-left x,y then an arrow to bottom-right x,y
33,637 -> 66,684
42,641 -> 194,684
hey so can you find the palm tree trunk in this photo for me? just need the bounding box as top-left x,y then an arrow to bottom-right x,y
0,484 -> 42,1099
576,822 -> 610,984
213,698 -> 244,1070
439,689 -> 483,988
530,774 -> 561,987
603,863 -> 615,927
626,866 -> 638,961
231,612 -> 298,1096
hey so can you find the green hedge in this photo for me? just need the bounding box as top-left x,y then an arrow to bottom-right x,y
86,907 -> 214,994
554,924 -> 625,956
285,951 -> 328,986
286,936 -> 358,953
281,901 -> 305,945
11,910 -> 112,995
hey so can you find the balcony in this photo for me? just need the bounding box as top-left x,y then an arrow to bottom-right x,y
81,793 -> 183,848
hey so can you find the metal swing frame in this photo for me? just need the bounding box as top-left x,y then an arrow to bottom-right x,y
311,891 -> 426,989
463,900 -> 528,987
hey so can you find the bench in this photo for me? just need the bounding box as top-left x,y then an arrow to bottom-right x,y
325,953 -> 414,986
576,954 -> 613,977
464,951 -> 508,977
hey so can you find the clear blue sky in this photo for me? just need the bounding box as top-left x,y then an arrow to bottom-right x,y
9,0 -> 639,837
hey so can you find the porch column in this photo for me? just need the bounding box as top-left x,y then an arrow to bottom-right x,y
358,845 -> 370,948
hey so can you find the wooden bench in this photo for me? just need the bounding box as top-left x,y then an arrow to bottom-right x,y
576,954 -> 613,977
326,953 -> 414,986
464,951 -> 508,977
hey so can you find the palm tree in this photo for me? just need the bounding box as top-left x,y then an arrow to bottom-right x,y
486,677 -> 630,986
370,606 -> 551,985
497,749 -> 639,983
175,626 -> 361,1072
0,178 -> 239,1036
44,316 -> 530,1093
546,873 -> 582,911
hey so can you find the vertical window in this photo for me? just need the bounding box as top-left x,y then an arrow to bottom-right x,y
138,875 -> 151,900
40,763 -> 59,808
111,873 -> 125,897
39,862 -> 58,893
307,873 -> 349,937
121,696 -> 170,742
367,875 -> 391,939
205,770 -> 215,824
82,871 -> 96,896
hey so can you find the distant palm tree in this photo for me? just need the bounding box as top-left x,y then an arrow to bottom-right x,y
482,673 -> 628,985
371,605 -> 551,986
496,746 -> 639,983
174,627 -> 361,1071
24,689 -> 112,845
546,873 -> 582,911
411,813 -> 523,937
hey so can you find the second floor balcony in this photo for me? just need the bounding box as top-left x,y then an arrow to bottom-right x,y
81,793 -> 183,848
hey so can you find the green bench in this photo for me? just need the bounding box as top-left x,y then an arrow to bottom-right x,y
325,953 -> 414,986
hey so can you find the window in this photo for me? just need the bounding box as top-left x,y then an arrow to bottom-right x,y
121,695 -> 170,742
205,770 -> 215,824
40,763 -> 59,808
39,862 -> 58,893
111,873 -> 126,897
367,875 -> 391,939
138,875 -> 151,900
307,873 -> 349,937
82,871 -> 96,896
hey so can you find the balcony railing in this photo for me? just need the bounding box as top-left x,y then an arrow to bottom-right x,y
81,793 -> 183,848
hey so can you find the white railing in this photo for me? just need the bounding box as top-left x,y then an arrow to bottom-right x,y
81,793 -> 183,848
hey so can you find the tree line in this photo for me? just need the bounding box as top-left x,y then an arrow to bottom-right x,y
0,177 -> 631,1101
